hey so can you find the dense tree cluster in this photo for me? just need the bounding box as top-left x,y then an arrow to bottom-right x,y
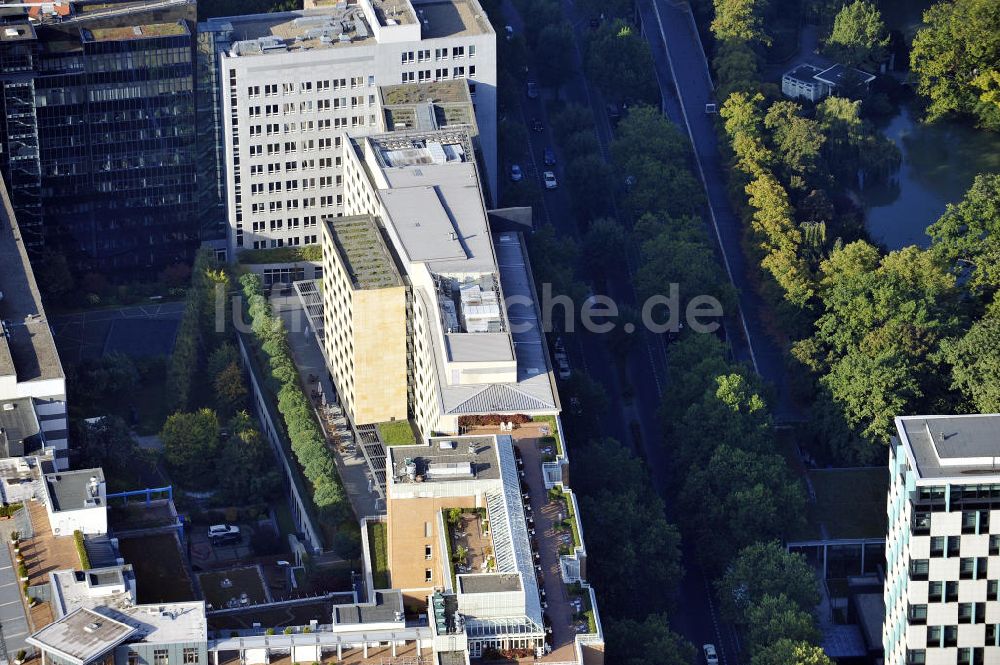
662,334 -> 808,571
707,0 -> 1000,464
167,249 -> 230,411
585,20 -> 660,107
910,0 -> 1000,130
719,90 -> 898,328
160,408 -> 282,503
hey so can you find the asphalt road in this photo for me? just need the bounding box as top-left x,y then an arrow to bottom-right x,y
501,0 -> 742,661
643,0 -> 801,424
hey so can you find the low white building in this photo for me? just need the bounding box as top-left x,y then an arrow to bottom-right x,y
43,468 -> 108,536
781,63 -> 876,102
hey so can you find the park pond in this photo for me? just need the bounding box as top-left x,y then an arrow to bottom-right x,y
863,104 -> 1000,250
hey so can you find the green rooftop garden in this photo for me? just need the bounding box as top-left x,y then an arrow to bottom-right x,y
532,414 -> 563,458
89,22 -> 186,41
568,582 -> 597,634
377,419 -> 418,446
548,487 -> 581,550
238,246 -> 322,264
367,521 -> 389,589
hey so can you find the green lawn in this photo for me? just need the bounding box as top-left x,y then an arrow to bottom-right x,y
790,467 -> 890,542
377,419 -> 418,446
367,522 -> 390,589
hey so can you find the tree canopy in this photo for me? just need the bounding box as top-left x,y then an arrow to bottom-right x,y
605,614 -> 697,665
793,242 -> 962,442
574,438 -> 684,618
927,173 -> 1000,301
910,0 -> 1000,129
679,445 -> 807,572
711,0 -> 771,45
744,594 -> 820,653
161,409 -> 220,488
585,21 -> 659,105
943,301 -> 1000,413
751,639 -> 833,665
716,541 -> 819,623
824,0 -> 889,68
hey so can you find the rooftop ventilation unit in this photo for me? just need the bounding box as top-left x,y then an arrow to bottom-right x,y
83,622 -> 101,634
426,461 -> 474,479
439,440 -> 456,450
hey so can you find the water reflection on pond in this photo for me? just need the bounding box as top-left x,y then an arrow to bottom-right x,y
863,105 -> 1000,250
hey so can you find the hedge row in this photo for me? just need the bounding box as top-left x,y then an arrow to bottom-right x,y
239,273 -> 347,520
74,530 -> 91,570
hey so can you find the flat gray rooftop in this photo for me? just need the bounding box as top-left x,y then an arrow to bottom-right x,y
389,435 -> 500,483
445,332 -> 513,362
373,139 -> 495,274
325,215 -> 402,290
413,0 -> 490,38
0,179 -> 64,384
815,64 -> 876,86
0,398 -> 40,458
458,572 -> 522,594
784,63 -> 822,83
27,607 -> 136,665
333,590 -> 403,625
209,6 -> 375,55
898,414 -> 1000,480
45,468 -> 104,513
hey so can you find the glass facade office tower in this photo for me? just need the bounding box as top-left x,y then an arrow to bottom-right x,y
0,0 -> 198,276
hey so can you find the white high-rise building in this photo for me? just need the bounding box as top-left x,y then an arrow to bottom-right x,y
884,414 -> 1000,665
202,0 -> 497,257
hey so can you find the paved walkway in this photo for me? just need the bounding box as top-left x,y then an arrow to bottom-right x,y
470,424 -> 580,662
271,292 -> 383,520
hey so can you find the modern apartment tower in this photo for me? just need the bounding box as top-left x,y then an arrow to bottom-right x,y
884,414 -> 1000,665
0,0 -> 199,276
203,0 -> 497,258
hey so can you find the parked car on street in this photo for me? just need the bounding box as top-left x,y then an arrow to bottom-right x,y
543,147 -> 556,166
703,644 -> 719,665
542,171 -> 558,190
531,117 -> 544,132
526,80 -> 539,99
509,164 -> 523,181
